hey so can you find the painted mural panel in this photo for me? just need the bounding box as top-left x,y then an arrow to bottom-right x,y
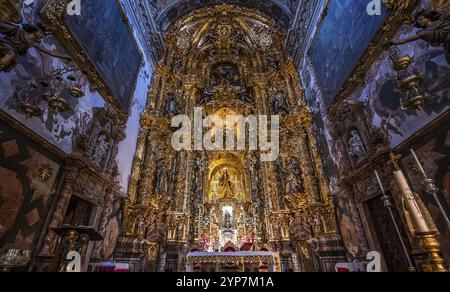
0,121 -> 62,253
302,0 -> 450,184
370,25 -> 450,148
310,0 -> 388,106
65,0 -> 142,110
0,0 -> 104,154
335,193 -> 369,259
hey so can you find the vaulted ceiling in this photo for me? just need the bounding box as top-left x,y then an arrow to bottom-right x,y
124,0 -> 322,69
150,0 -> 300,31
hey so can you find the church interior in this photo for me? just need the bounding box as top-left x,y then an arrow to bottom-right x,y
0,0 -> 449,273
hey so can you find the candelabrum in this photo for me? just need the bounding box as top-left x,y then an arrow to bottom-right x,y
17,64 -> 85,118
387,47 -> 437,111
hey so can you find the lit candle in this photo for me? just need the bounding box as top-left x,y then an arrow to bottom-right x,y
410,149 -> 428,180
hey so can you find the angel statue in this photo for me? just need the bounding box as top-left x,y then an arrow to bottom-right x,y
0,21 -> 71,72
390,10 -> 450,64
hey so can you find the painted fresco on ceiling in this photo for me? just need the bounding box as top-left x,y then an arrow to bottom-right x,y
310,0 -> 388,106
151,0 -> 299,14
65,0 -> 142,111
0,121 -> 62,253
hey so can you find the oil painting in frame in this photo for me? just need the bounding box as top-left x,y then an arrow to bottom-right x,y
309,0 -> 388,107
41,0 -> 142,117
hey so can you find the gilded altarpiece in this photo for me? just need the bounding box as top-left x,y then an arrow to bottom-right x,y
120,5 -> 343,272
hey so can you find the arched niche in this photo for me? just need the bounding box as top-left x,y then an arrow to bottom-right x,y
205,154 -> 250,204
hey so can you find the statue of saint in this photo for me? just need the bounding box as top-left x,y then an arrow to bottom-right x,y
267,55 -> 280,71
285,160 -> 302,195
199,86 -> 214,104
155,162 -> 169,195
238,86 -> 253,103
348,129 -> 366,163
223,211 -> 232,229
91,134 -> 109,167
164,95 -> 178,115
391,10 -> 450,63
272,90 -> 289,114
219,170 -> 235,199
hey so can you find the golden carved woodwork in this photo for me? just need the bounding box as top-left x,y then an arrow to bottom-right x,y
123,4 -> 337,252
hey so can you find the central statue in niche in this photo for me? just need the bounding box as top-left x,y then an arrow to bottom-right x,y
219,169 -> 236,199
206,156 -> 250,205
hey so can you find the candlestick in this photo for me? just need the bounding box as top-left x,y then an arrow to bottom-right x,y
410,149 -> 450,230
374,170 -> 416,272
374,170 -> 386,194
